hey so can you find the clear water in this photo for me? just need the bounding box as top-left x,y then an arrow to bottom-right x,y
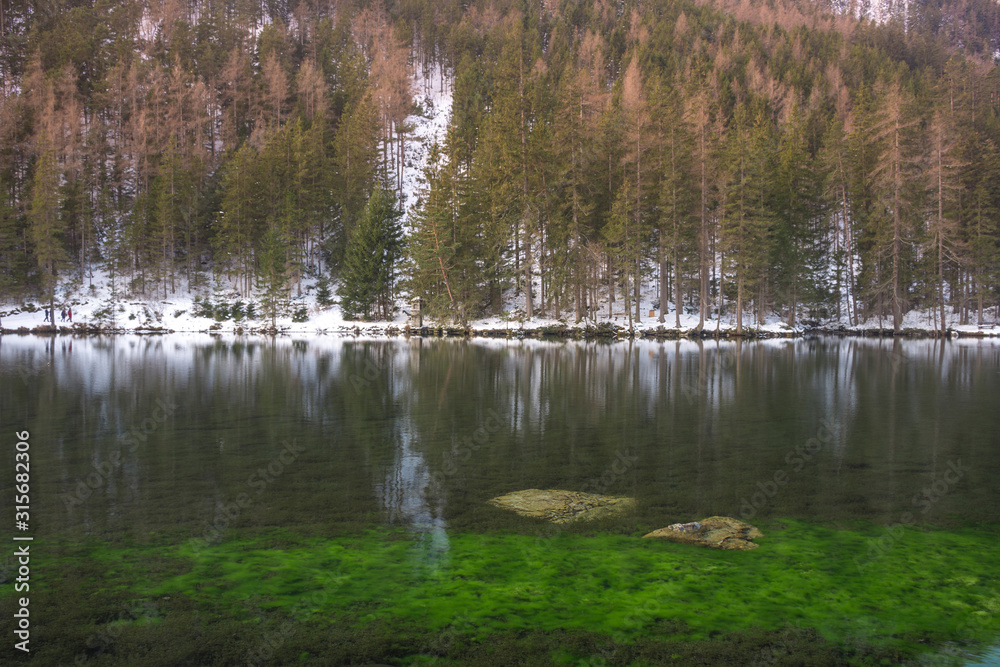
1,334 -> 998,664
966,646 -> 1000,666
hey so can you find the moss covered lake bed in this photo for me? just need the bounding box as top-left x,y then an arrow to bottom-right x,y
4,517 -> 999,665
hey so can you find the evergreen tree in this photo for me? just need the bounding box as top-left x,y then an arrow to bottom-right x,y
405,143 -> 474,324
554,59 -> 601,322
773,106 -> 825,326
216,143 -> 265,295
331,90 -> 379,268
966,138 -> 1000,325
257,225 -> 289,328
604,179 -> 643,330
924,109 -> 966,334
28,147 -> 65,315
722,102 -> 775,331
152,137 -> 199,298
338,185 -> 403,321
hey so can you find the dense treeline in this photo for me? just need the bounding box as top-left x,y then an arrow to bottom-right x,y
1,0 -> 1000,331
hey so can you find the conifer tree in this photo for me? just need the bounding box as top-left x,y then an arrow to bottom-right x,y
604,180 -> 642,330
924,109 -> 966,334
722,102 -> 777,331
332,90 -> 379,267
338,185 -> 403,321
216,143 -> 265,295
28,147 -> 64,315
967,139 -> 1000,326
656,84 -> 695,327
686,86 -> 717,330
257,225 -> 289,328
773,106 -> 824,326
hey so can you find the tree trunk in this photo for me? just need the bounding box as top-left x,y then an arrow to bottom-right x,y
673,250 -> 682,329
607,255 -> 614,320
737,276 -> 743,335
658,244 -> 666,324
524,235 -> 532,319
697,125 -> 708,331
891,118 -> 903,334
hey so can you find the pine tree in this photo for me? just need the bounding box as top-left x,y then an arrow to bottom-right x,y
604,180 -> 643,330
152,137 -> 198,298
257,225 -> 289,328
331,90 -> 379,267
656,85 -> 695,328
686,86 -> 717,331
28,147 -> 65,315
474,37 -> 527,316
773,106 -> 824,326
855,81 -> 920,332
820,115 -> 858,325
620,56 -> 651,323
216,143 -> 265,295
722,102 -> 775,332
405,143 -> 468,323
554,60 -> 601,322
338,185 -> 403,321
924,109 -> 966,334
967,138 -> 1000,326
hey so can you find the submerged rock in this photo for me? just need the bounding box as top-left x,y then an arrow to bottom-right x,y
488,489 -> 637,524
643,516 -> 763,550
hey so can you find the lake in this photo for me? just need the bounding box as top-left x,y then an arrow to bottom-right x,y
1,334 -> 999,665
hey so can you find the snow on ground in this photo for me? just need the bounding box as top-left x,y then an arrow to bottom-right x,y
400,60 -> 452,226
5,260 -> 996,337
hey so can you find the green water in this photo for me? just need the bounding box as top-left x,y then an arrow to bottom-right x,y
1,335 -> 999,665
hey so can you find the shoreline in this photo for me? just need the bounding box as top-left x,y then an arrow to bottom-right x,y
2,321 -> 997,339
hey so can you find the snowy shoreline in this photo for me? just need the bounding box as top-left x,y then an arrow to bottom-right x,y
3,270 -> 996,340
2,316 -> 996,339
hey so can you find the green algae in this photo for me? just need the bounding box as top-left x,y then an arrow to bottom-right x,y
4,520 -> 999,664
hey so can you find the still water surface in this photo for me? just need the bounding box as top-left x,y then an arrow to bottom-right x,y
1,334 -> 999,663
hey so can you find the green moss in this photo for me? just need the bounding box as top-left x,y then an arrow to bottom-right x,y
155,521 -> 1000,649
3,520 -> 998,665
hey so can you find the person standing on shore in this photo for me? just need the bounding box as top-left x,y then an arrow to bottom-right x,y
44,308 -> 49,322
68,307 -> 72,322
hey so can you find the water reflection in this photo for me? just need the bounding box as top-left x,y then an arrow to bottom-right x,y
376,424 -> 450,573
2,334 -> 999,541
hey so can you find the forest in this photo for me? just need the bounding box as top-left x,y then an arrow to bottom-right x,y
2,0 -> 1000,332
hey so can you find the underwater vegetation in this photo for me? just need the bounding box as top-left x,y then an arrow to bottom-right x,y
2,519 -> 998,665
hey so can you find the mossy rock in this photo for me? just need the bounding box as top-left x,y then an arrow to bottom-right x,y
488,489 -> 636,524
643,516 -> 764,550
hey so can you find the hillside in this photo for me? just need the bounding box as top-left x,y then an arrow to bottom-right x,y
2,0 -> 1000,335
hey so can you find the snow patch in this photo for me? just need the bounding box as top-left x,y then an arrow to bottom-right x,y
401,60 -> 452,227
